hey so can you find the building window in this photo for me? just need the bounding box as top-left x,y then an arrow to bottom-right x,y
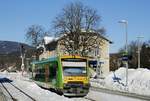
95,46 -> 100,57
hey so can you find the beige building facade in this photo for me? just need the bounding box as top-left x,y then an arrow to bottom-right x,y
86,36 -> 111,77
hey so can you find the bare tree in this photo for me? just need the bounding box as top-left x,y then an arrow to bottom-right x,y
119,40 -> 141,68
25,25 -> 45,47
141,40 -> 150,68
53,2 -> 105,56
119,40 -> 150,69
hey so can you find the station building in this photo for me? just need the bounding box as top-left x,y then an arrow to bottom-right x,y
37,33 -> 112,77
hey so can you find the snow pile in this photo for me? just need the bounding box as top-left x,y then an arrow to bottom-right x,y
1,70 -> 9,74
91,67 -> 150,96
104,68 -> 128,91
128,68 -> 150,95
0,71 -> 30,81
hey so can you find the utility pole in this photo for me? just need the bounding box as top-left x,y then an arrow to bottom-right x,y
137,36 -> 144,68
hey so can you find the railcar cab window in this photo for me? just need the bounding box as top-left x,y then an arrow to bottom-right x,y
63,67 -> 86,76
61,58 -> 87,76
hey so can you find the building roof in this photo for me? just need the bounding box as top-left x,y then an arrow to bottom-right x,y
32,56 -> 58,65
80,29 -> 113,44
44,32 -> 112,45
98,35 -> 113,44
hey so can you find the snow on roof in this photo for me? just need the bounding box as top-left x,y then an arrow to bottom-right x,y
36,44 -> 44,49
44,36 -> 55,44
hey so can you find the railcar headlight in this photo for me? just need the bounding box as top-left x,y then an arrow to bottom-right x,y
83,83 -> 90,89
63,84 -> 70,89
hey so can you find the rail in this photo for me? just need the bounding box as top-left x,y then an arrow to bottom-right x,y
0,81 -> 36,101
90,86 -> 150,101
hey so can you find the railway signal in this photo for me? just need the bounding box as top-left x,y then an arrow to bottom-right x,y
20,44 -> 26,75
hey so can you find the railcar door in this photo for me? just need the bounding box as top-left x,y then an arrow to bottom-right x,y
49,62 -> 58,86
45,64 -> 50,82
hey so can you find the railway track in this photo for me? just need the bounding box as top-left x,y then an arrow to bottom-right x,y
90,86 -> 150,101
0,81 -> 36,101
83,96 -> 96,101
1,82 -> 17,101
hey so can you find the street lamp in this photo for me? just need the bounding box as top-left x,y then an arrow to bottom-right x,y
118,20 -> 128,87
137,36 -> 144,68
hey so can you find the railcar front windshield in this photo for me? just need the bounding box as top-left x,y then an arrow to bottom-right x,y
63,67 -> 86,76
62,58 -> 87,76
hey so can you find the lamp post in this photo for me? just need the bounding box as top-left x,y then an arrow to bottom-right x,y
137,36 -> 144,68
118,20 -> 128,87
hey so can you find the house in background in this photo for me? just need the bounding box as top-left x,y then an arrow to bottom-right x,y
37,33 -> 112,77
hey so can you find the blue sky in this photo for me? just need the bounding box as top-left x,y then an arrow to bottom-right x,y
0,0 -> 150,53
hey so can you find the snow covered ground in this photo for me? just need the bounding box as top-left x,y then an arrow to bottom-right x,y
86,90 -> 146,101
0,71 -> 73,101
91,67 -> 150,96
0,71 -> 93,101
0,68 -> 149,101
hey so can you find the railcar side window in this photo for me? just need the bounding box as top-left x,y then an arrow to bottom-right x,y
49,62 -> 58,80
